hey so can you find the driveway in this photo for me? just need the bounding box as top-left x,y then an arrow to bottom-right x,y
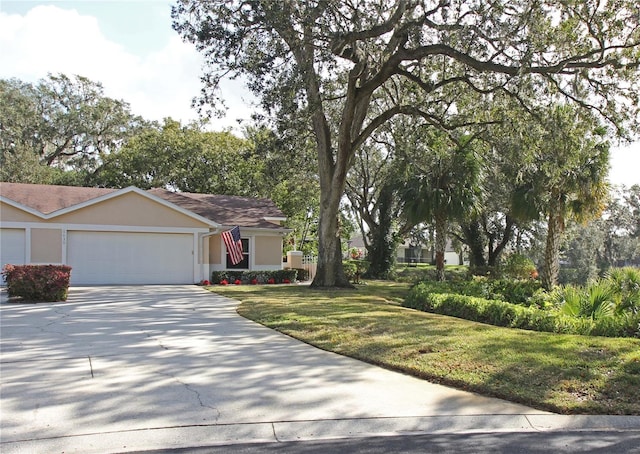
1,286 -> 637,453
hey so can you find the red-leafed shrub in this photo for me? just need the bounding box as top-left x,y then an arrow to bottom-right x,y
267,278 -> 276,284
251,279 -> 258,285
283,279 -> 291,284
234,279 -> 242,285
2,264 -> 72,302
220,279 -> 229,285
201,279 -> 211,286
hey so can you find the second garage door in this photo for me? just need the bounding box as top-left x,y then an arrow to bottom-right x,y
68,231 -> 194,285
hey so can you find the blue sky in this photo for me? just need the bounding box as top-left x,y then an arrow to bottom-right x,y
1,0 -> 638,187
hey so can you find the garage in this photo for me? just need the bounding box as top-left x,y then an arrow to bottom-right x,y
67,231 -> 195,285
1,229 -> 26,285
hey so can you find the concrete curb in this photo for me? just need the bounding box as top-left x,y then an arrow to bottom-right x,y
2,415 -> 639,454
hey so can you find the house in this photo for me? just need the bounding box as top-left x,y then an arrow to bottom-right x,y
0,183 -> 289,285
396,238 -> 465,266
348,234 -> 466,266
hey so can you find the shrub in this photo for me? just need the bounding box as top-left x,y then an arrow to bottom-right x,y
488,279 -> 543,306
293,268 -> 310,282
502,254 -> 537,280
342,260 -> 369,283
394,265 -> 469,283
607,267 -> 640,315
2,264 -> 72,302
404,283 -> 639,338
211,270 -> 298,285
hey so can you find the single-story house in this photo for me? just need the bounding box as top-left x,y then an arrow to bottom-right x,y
348,234 -> 467,266
0,183 -> 289,285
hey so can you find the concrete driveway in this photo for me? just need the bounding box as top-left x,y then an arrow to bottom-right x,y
1,286 -> 638,453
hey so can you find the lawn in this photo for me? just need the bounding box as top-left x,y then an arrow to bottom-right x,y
209,281 -> 640,415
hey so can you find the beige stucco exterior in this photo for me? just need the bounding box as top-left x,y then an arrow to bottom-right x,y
208,233 -> 222,265
53,192 -> 210,228
2,187 -> 288,284
0,202 -> 41,222
254,236 -> 283,266
31,228 -> 63,263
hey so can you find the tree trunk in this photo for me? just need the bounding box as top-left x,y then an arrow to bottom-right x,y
309,152 -> 353,287
461,220 -> 487,269
364,184 -> 398,279
542,203 -> 564,290
434,211 -> 447,281
487,215 -> 515,267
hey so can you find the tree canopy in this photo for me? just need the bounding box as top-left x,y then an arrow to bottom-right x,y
173,0 -> 640,287
0,74 -> 142,184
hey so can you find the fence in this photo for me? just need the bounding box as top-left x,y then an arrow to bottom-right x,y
302,255 -> 317,282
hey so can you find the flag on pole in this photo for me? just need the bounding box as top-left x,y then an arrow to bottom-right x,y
222,226 -> 243,265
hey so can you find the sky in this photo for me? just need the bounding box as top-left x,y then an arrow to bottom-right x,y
1,0 -> 639,187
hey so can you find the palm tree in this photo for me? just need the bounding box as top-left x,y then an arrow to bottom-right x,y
402,134 -> 482,281
512,105 -> 610,290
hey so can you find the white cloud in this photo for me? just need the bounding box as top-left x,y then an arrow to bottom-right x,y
0,5 -> 253,129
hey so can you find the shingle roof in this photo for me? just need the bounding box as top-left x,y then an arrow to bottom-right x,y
0,183 -> 286,229
148,188 -> 286,229
0,183 -> 117,215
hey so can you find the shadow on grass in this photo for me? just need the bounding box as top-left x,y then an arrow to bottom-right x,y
223,283 -> 640,415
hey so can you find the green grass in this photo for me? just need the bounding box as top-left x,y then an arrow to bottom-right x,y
209,282 -> 640,415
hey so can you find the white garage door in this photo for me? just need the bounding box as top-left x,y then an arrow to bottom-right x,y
68,231 -> 194,285
1,229 -> 26,285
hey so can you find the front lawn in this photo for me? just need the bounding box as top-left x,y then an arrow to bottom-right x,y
209,282 -> 640,415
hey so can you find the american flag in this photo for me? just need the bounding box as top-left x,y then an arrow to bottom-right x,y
222,226 -> 243,265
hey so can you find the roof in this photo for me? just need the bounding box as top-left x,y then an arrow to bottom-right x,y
0,183 -> 118,215
148,188 -> 286,229
0,183 -> 287,229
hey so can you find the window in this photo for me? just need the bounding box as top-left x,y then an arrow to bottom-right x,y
226,238 -> 249,269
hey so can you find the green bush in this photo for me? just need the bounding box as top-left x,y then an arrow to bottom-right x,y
2,264 -> 72,302
502,254 -> 537,279
343,260 -> 369,283
488,278 -> 543,306
292,268 -> 310,282
395,265 -> 469,283
211,269 -> 298,285
607,267 -> 640,315
404,283 -> 639,338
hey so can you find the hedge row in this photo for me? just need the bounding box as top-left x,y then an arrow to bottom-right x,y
211,269 -> 300,285
404,283 -> 640,338
2,264 -> 72,302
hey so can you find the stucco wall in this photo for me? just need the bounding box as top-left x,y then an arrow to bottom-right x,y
30,228 -> 62,263
53,192 -> 209,228
208,233 -> 222,265
0,203 -> 41,222
254,236 -> 283,266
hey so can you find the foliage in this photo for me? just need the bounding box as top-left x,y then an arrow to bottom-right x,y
173,0 -> 640,288
502,254 -> 538,280
404,284 -> 639,338
555,282 -> 615,320
211,269 -> 298,285
96,118 -> 257,193
0,74 -> 142,183
2,264 -> 71,302
401,134 -> 483,281
510,105 -> 611,289
606,267 -> 640,315
342,260 -> 370,284
394,265 -> 469,284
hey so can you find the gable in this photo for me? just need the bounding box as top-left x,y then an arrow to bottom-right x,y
53,191 -> 211,228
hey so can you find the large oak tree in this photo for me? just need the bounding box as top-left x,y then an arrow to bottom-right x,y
0,74 -> 142,184
172,0 -> 640,287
